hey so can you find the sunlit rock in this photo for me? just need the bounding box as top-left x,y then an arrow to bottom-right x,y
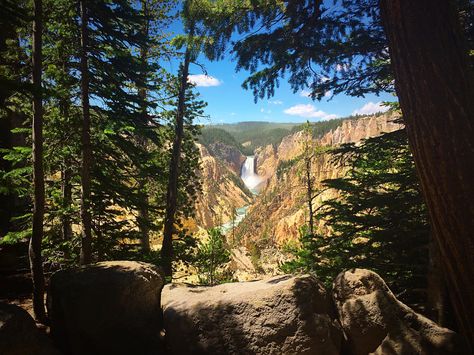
333,268 -> 466,354
162,274 -> 342,354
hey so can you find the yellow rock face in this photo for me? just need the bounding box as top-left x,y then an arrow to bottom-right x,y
236,112 -> 403,248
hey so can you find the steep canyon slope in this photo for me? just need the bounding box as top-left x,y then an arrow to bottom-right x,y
193,144 -> 252,229
234,113 -> 403,248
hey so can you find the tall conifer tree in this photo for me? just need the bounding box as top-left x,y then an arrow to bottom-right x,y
30,0 -> 47,323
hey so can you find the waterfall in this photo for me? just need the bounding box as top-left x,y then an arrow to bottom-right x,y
241,156 -> 262,191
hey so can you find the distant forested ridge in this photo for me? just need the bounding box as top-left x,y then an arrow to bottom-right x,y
200,118 -> 365,155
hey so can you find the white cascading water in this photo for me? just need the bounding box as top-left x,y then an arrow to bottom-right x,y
241,156 -> 262,191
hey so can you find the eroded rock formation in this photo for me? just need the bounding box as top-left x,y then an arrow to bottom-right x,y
204,141 -> 246,175
194,144 -> 252,229
333,269 -> 466,354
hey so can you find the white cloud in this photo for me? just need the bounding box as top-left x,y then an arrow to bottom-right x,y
324,90 -> 332,98
187,74 -> 222,87
269,100 -> 283,105
284,104 -> 338,120
352,101 -> 389,115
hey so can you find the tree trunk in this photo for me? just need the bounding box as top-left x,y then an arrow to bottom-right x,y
138,182 -> 150,253
303,128 -> 314,236
79,0 -> 92,265
161,31 -> 193,279
61,157 -> 72,242
380,0 -> 474,349
30,0 -> 47,324
305,156 -> 314,236
138,0 -> 150,253
427,239 -> 453,328
60,92 -> 73,243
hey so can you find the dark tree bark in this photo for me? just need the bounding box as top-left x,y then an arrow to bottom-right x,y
30,0 -> 47,323
305,154 -> 314,236
380,0 -> 474,349
79,0 -> 92,265
138,0 -> 150,253
61,157 -> 72,242
138,180 -> 150,253
427,240 -> 453,328
303,126 -> 315,236
161,30 -> 193,279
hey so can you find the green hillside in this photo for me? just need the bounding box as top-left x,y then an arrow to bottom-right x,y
198,127 -> 244,152
200,119 -> 355,155
202,122 -> 297,154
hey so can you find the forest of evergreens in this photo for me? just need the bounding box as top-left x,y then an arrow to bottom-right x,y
1,0 -> 474,352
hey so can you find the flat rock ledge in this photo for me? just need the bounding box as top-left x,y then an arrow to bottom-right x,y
162,274 -> 343,355
47,261 -> 164,355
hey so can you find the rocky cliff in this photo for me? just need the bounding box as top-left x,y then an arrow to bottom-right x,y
193,144 -> 252,229
204,141 -> 246,175
236,113 -> 403,247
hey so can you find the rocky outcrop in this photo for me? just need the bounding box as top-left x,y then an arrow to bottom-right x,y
47,261 -> 164,355
0,302 -> 59,355
320,114 -> 403,146
205,141 -> 246,175
333,269 -> 466,354
194,144 -> 252,229
162,274 -> 342,354
255,144 -> 277,182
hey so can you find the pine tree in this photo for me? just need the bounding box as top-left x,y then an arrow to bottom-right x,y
161,32 -> 194,278
0,0 -> 30,240
195,228 -> 231,285
300,122 -> 316,236
79,0 -> 92,265
30,0 -> 47,323
283,129 -> 430,308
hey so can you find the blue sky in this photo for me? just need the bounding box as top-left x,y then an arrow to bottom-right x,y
162,6 -> 395,125
182,57 -> 395,124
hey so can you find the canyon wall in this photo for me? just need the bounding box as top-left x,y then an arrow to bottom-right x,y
193,144 -> 252,229
204,141 -> 246,175
236,113 -> 403,247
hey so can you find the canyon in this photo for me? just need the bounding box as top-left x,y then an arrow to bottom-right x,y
194,113 -> 403,277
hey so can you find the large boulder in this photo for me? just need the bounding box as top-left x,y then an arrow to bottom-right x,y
162,274 -> 342,354
333,268 -> 466,354
47,261 -> 164,355
0,302 -> 59,355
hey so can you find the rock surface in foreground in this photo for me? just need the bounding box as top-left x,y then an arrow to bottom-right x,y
48,261 -> 164,355
0,302 -> 59,355
162,274 -> 342,354
333,268 -> 466,355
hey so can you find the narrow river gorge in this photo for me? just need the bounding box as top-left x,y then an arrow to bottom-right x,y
220,156 -> 261,234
